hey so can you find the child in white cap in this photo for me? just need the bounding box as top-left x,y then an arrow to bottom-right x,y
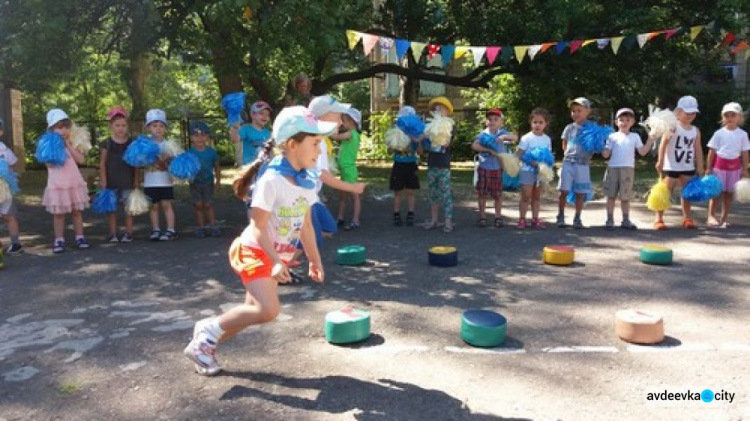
185,106 -> 335,376
332,107 -> 363,230
143,109 -> 177,241
706,102 -> 750,227
557,97 -> 594,229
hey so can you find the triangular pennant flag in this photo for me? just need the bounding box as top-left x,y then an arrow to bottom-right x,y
731,40 -> 749,55
454,46 -> 470,59
514,45 -> 529,63
486,46 -> 501,65
689,25 -> 704,41
665,28 -> 679,40
649,32 -> 661,41
362,34 -> 379,56
720,32 -> 736,48
410,41 -> 427,60
346,30 -> 362,50
610,36 -> 624,54
469,47 -> 486,67
427,44 -> 441,60
596,38 -> 610,49
582,39 -> 596,48
527,45 -> 543,61
395,39 -> 410,61
441,45 -> 456,68
569,40 -> 584,54
555,41 -> 569,54
501,45 -> 513,64
637,33 -> 650,48
540,43 -> 556,53
379,37 -> 394,55
622,35 -> 637,50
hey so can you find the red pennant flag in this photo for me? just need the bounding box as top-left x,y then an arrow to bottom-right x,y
427,44 -> 441,60
486,47 -> 501,65
665,28 -> 679,40
720,33 -> 736,49
569,40 -> 584,54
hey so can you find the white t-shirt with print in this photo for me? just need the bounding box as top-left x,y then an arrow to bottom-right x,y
519,132 -> 552,171
0,142 -> 18,166
707,127 -> 750,160
605,132 -> 644,168
143,139 -> 174,187
663,124 -> 698,171
241,171 -> 318,262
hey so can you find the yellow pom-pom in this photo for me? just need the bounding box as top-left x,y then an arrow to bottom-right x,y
385,127 -> 411,151
0,179 -> 11,203
646,181 -> 671,211
538,163 -> 555,183
162,139 -> 184,158
424,112 -> 454,148
735,178 -> 750,204
126,188 -> 151,215
498,153 -> 520,177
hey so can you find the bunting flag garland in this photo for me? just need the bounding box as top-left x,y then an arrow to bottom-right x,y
346,22 -> 726,67
731,41 -> 749,55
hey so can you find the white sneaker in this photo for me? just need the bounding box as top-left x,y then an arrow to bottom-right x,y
184,321 -> 221,376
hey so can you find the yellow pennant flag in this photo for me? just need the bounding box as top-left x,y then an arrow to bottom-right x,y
690,25 -> 704,41
610,36 -> 624,54
514,46 -> 529,64
454,46 -> 470,59
582,39 -> 596,47
346,30 -> 362,50
411,42 -> 427,60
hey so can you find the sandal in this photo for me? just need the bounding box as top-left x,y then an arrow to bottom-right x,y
424,220 -> 438,230
653,221 -> 668,231
344,221 -> 360,231
476,218 -> 487,228
394,213 -> 403,226
443,221 -> 454,233
406,212 -> 415,226
494,218 -> 504,228
681,218 -> 697,229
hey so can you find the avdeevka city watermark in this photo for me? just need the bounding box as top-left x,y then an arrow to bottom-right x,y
646,388 -> 735,406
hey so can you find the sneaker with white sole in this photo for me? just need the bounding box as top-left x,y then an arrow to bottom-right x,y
108,233 -> 120,243
120,233 -> 134,243
6,243 -> 24,255
185,320 -> 221,376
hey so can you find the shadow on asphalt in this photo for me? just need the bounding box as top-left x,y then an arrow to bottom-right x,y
219,372 -> 530,420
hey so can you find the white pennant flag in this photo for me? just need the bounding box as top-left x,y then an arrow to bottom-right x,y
637,33 -> 650,48
528,45 -> 543,61
469,47 -> 486,67
596,39 -> 610,49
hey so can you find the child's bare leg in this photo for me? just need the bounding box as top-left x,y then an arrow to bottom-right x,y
478,195 -> 487,219
107,213 -> 117,235
352,193 -> 361,223
393,190 -> 402,213
337,191 -> 348,221
5,214 -> 20,238
162,200 -> 175,231
149,204 -> 160,230
406,189 -> 415,212
71,209 -> 84,236
531,186 -> 542,220
494,196 -> 502,220
678,176 -> 693,220
557,190 -> 566,215
194,202 -> 205,227
720,192 -> 733,225
125,213 -> 133,234
519,185 -> 532,221
53,214 -> 65,239
206,203 -> 217,227
707,198 -> 720,225
606,197 -> 616,219
217,279 -> 279,343
621,200 -> 631,220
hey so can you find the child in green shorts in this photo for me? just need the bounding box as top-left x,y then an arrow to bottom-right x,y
332,108 -> 362,230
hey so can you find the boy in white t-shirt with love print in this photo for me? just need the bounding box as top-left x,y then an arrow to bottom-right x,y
601,108 -> 655,230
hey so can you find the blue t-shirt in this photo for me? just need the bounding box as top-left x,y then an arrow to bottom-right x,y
393,141 -> 419,163
239,125 -> 270,165
188,146 -> 219,184
476,128 -> 510,170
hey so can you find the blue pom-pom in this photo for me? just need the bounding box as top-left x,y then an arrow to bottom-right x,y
521,146 -> 555,167
576,122 -> 613,153
169,153 -> 201,181
221,92 -> 246,126
123,135 -> 160,167
92,189 -> 118,214
396,114 -> 425,137
35,131 -> 67,166
478,133 -> 502,153
502,172 -> 520,191
681,175 -> 724,202
0,160 -> 20,194
567,190 -> 594,205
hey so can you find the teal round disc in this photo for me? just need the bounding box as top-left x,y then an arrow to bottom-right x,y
461,309 -> 507,347
325,308 -> 371,344
336,245 -> 366,265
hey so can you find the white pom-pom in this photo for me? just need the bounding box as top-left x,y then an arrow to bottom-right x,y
734,178 -> 750,203
538,163 -> 555,183
645,109 -> 677,138
125,188 -> 151,215
0,179 -> 11,203
71,124 -> 92,154
385,127 -> 411,151
498,153 -> 520,177
162,139 -> 184,158
424,112 -> 454,148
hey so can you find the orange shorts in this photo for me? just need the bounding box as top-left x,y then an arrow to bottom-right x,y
228,237 -> 275,285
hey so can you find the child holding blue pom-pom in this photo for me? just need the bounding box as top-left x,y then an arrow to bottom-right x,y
601,108 -> 656,230
517,108 -> 552,228
187,121 -> 222,237
557,97 -> 594,229
706,102 -> 750,228
389,106 -> 423,227
40,109 -> 91,253
99,107 -> 137,242
142,109 -> 178,241
230,101 -> 272,166
471,108 -> 518,228
0,118 -> 24,259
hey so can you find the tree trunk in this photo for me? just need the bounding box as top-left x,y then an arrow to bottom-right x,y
124,51 -> 151,125
400,75 -> 420,106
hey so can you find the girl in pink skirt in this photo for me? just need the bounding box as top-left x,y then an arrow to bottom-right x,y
706,102 -> 750,228
42,109 -> 91,253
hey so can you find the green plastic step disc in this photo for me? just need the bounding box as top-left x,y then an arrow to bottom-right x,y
325,307 -> 371,344
337,245 -> 366,265
461,309 -> 507,348
639,244 -> 673,265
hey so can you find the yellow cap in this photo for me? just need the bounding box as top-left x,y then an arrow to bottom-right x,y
428,96 -> 454,115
